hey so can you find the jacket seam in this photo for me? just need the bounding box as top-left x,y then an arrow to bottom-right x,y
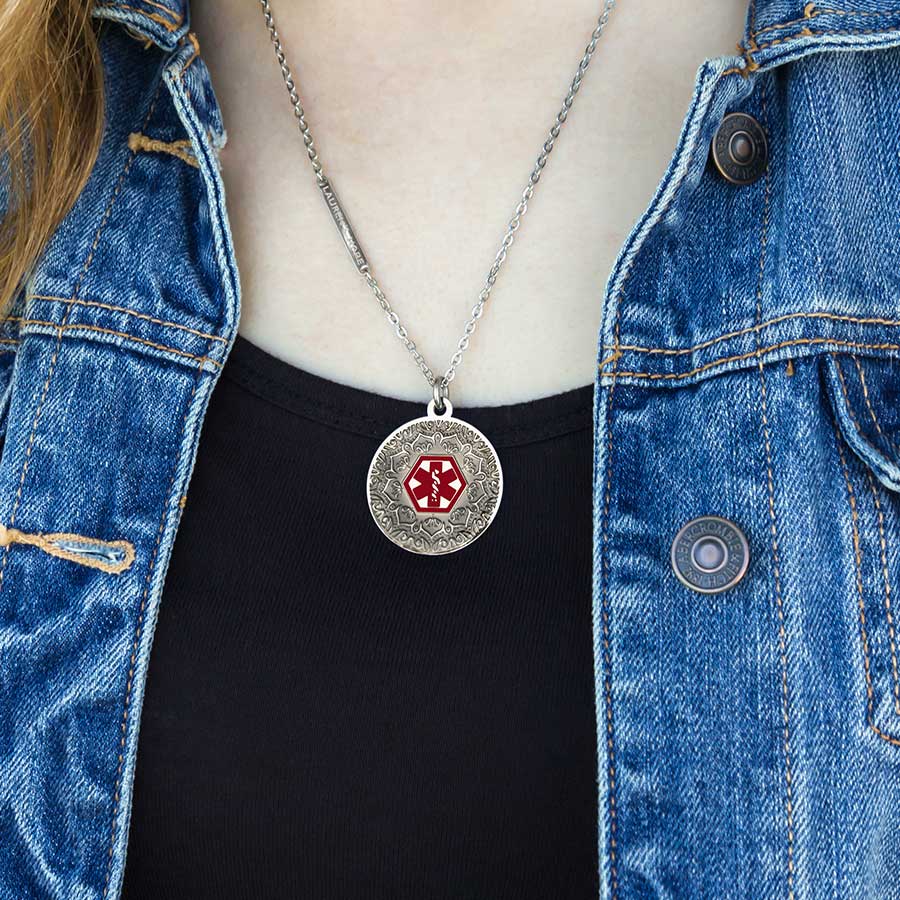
601,338 -> 900,381
753,3 -> 900,39
602,311 -> 900,357
756,22 -> 900,51
852,355 -> 900,458
833,420 -> 900,748
864,466 -> 900,717
832,356 -> 900,714
93,2 -> 182,32
27,294 -> 228,344
141,0 -> 182,23
831,356 -> 898,487
17,320 -> 222,369
598,275 -> 622,900
723,4 -> 900,77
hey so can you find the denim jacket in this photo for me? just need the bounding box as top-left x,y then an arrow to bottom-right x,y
2,1 -> 900,897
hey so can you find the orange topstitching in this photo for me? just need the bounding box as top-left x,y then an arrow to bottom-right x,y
18,318 -> 222,369
602,311 -> 900,357
600,338 -> 900,381
94,2 -> 181,32
27,295 -> 226,344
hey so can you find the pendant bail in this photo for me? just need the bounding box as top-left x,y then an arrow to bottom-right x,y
427,382 -> 453,419
432,381 -> 448,412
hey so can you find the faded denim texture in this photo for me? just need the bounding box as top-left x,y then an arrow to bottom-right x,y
0,0 -> 899,898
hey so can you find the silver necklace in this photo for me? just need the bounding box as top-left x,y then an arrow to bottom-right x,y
260,0 -> 617,555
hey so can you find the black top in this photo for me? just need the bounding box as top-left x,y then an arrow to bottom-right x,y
122,335 -> 598,900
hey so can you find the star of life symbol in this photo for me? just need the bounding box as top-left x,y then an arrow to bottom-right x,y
403,454 -> 467,513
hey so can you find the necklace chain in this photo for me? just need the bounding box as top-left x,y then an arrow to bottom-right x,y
259,0 -> 617,400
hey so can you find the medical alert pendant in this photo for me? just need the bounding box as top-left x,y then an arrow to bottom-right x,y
367,400 -> 503,555
264,0 -> 616,552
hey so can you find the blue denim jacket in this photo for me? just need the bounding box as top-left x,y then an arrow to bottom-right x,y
2,1 -> 900,897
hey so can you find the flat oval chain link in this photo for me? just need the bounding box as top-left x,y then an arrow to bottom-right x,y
259,0 -> 617,402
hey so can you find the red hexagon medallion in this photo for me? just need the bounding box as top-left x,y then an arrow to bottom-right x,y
403,454 -> 467,514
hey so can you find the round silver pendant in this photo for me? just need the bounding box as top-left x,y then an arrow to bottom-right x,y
367,400 -> 503,555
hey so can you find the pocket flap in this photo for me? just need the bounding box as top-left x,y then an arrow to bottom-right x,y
823,354 -> 900,493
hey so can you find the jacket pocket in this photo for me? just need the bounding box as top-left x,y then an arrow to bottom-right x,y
823,352 -> 900,747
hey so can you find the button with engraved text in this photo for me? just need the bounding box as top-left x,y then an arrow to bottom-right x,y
710,112 -> 767,185
670,515 -> 750,594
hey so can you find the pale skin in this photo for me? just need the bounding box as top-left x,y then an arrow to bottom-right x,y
190,1 -> 749,406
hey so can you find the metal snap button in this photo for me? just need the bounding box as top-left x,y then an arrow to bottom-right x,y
670,515 -> 750,594
710,112 -> 768,185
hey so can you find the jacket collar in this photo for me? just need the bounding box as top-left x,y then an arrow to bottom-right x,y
736,0 -> 900,75
92,0 -> 189,51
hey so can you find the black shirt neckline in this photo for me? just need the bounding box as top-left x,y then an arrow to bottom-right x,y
223,334 -> 595,448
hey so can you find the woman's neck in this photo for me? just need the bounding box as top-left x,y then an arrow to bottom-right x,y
189,0 -> 749,405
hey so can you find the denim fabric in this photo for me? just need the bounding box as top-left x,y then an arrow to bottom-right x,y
0,0 -> 899,897
0,7 -> 237,899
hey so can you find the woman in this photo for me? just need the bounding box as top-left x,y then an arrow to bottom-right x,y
1,1 -> 900,897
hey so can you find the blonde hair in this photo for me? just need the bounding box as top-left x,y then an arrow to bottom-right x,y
0,0 -> 105,314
